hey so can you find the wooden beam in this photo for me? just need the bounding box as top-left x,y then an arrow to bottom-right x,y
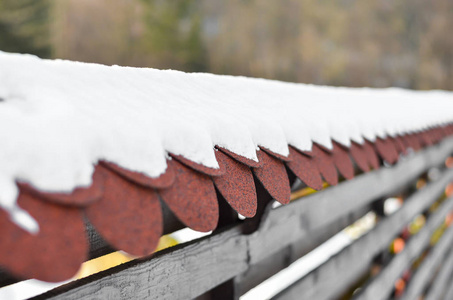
235,205 -> 371,296
424,248 -> 453,300
34,226 -> 248,300
401,223 -> 453,299
442,273 -> 453,300
272,170 -> 453,300
355,196 -> 453,300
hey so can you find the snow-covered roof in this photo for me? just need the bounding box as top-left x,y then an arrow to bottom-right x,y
0,51 -> 453,282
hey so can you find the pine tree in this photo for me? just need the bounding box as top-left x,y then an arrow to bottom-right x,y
0,0 -> 51,57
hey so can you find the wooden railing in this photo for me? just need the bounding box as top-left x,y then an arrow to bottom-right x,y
4,138 -> 453,300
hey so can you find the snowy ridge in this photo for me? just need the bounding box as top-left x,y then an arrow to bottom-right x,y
0,51 -> 453,230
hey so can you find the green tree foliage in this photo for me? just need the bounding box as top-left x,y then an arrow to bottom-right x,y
139,0 -> 207,71
0,0 -> 51,57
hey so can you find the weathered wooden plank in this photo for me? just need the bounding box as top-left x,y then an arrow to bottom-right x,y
247,138 -> 453,264
235,205 -> 371,296
442,274 -> 453,300
34,227 -> 248,300
401,223 -> 453,299
424,248 -> 453,300
272,169 -> 453,300
355,196 -> 453,300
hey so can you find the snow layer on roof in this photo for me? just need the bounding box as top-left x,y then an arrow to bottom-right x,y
1,51 -> 453,230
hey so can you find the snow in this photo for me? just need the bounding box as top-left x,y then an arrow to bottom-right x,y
1,51 -> 453,231
0,279 -> 68,300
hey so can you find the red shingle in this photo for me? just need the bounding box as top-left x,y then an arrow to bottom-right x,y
85,165 -> 162,257
213,150 -> 257,217
0,190 -> 87,282
216,146 -> 262,168
158,159 -> 219,232
102,160 -> 175,189
171,153 -> 225,176
253,150 -> 291,204
311,143 -> 338,186
349,142 -> 370,172
286,146 -> 323,190
331,141 -> 355,180
17,168 -> 104,206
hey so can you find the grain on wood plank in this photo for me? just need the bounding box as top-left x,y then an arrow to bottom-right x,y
442,273 -> 453,300
33,227 -> 247,300
235,205 -> 371,296
355,196 -> 453,300
401,224 -> 453,300
424,248 -> 453,300
272,169 -> 453,300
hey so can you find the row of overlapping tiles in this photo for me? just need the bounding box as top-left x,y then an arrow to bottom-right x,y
0,125 -> 452,282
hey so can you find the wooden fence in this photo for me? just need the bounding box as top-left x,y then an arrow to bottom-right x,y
2,137 -> 453,299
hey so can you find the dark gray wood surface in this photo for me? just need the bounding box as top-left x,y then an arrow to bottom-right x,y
442,272 -> 453,300
355,196 -> 453,300
273,168 -> 453,300
424,248 -> 453,300
401,222 -> 453,300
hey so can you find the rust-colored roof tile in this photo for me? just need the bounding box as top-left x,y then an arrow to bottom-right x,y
363,140 -> 380,169
85,165 -> 162,256
374,137 -> 398,164
253,150 -> 291,204
408,133 -> 422,151
385,137 -> 401,160
386,137 -> 400,162
159,159 -> 219,232
102,160 -> 174,189
429,129 -> 437,144
349,142 -> 370,172
171,153 -> 225,176
212,151 -> 257,218
420,131 -> 433,146
261,146 -> 292,162
414,133 -> 425,151
299,149 -> 313,157
314,143 -> 333,154
216,146 -> 262,168
433,128 -> 442,143
311,143 -> 338,186
400,134 -> 412,150
331,141 -> 354,180
0,189 -> 87,282
436,128 -> 443,142
393,136 -> 408,155
17,168 -> 104,206
429,129 -> 438,144
440,127 -> 447,138
286,147 -> 323,190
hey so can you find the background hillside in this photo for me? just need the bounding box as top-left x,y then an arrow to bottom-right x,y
1,0 -> 452,90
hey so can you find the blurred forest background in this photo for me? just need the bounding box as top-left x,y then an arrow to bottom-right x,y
0,0 -> 452,90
